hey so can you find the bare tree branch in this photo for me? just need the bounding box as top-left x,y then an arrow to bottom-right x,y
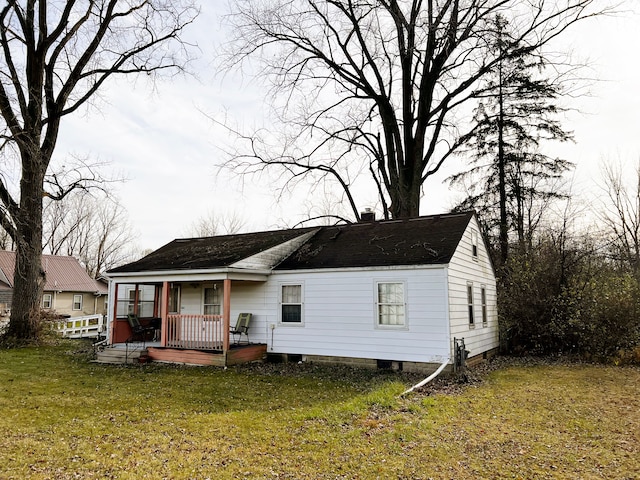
220,0 -> 615,219
0,0 -> 198,340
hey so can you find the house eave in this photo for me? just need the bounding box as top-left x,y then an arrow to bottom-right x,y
106,267 -> 272,283
273,263 -> 449,275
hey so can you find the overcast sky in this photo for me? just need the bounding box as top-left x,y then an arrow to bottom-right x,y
55,3 -> 640,252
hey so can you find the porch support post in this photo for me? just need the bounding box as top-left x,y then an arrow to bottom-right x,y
223,279 -> 231,354
161,281 -> 169,347
109,282 -> 119,344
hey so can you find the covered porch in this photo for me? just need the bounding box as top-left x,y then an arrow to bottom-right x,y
106,271 -> 269,366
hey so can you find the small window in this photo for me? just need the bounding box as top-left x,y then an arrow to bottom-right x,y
73,294 -> 83,311
471,230 -> 478,259
481,286 -> 488,325
127,288 -> 136,315
467,283 -> 474,326
281,284 -> 302,323
377,282 -> 405,326
42,293 -> 52,309
203,286 -> 221,315
168,284 -> 181,314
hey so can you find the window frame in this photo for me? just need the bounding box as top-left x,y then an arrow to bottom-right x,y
375,280 -> 408,329
126,288 -> 136,315
471,230 -> 479,261
42,293 -> 52,309
73,294 -> 83,311
279,283 -> 304,325
203,284 -> 221,315
168,283 -> 181,314
467,282 -> 475,327
481,285 -> 488,326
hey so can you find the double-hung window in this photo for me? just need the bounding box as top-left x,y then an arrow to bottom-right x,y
203,286 -> 221,315
73,294 -> 83,311
467,283 -> 475,326
377,282 -> 405,327
42,293 -> 52,309
168,284 -> 181,314
481,286 -> 488,325
281,284 -> 303,323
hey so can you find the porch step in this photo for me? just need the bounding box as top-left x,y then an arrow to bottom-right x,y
95,344 -> 147,364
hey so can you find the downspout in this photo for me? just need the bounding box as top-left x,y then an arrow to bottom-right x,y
400,358 -> 451,396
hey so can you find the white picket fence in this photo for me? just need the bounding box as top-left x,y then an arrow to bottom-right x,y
56,314 -> 106,339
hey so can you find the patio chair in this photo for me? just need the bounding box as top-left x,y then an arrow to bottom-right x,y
230,313 -> 252,344
127,314 -> 155,343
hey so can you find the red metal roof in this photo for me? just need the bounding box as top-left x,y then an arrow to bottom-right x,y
0,251 -> 107,294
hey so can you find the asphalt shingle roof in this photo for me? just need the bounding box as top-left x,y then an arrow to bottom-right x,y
109,212 -> 474,274
276,212 -> 473,269
109,227 -> 319,273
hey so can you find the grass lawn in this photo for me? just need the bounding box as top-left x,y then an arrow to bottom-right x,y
0,341 -> 638,479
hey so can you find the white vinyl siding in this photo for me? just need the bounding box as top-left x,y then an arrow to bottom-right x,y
448,216 -> 499,357
266,267 -> 450,363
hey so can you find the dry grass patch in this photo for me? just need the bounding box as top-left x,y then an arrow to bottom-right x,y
0,342 -> 638,479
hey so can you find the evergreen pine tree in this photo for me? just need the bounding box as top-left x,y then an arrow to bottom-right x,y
450,14 -> 573,263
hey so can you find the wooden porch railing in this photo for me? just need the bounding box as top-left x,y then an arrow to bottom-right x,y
56,314 -> 106,339
166,314 -> 224,350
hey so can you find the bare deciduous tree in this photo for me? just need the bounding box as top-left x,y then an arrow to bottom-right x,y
222,0 -> 610,221
0,1 -> 197,340
599,159 -> 640,274
43,191 -> 138,278
184,209 -> 247,237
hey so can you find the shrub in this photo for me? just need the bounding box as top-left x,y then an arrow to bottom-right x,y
498,237 -> 640,363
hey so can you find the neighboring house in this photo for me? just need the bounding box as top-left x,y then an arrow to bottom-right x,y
105,211 -> 499,372
0,251 -> 108,318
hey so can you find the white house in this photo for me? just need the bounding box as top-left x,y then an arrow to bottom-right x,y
104,211 -> 498,371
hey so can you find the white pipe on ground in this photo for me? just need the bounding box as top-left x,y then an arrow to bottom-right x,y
400,357 -> 450,396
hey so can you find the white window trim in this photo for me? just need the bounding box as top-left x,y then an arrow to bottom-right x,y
481,284 -> 488,326
374,280 -> 408,330
471,230 -> 479,261
279,282 -> 304,326
202,284 -> 222,315
126,287 -> 136,315
42,293 -> 52,309
467,282 -> 475,328
168,283 -> 181,314
73,294 -> 83,311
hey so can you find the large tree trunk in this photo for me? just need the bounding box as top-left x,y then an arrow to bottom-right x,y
6,157 -> 46,340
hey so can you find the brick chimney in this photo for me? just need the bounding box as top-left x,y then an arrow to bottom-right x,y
360,208 -> 375,222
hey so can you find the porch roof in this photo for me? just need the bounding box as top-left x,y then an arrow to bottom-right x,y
106,267 -> 272,282
108,227 -> 318,274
